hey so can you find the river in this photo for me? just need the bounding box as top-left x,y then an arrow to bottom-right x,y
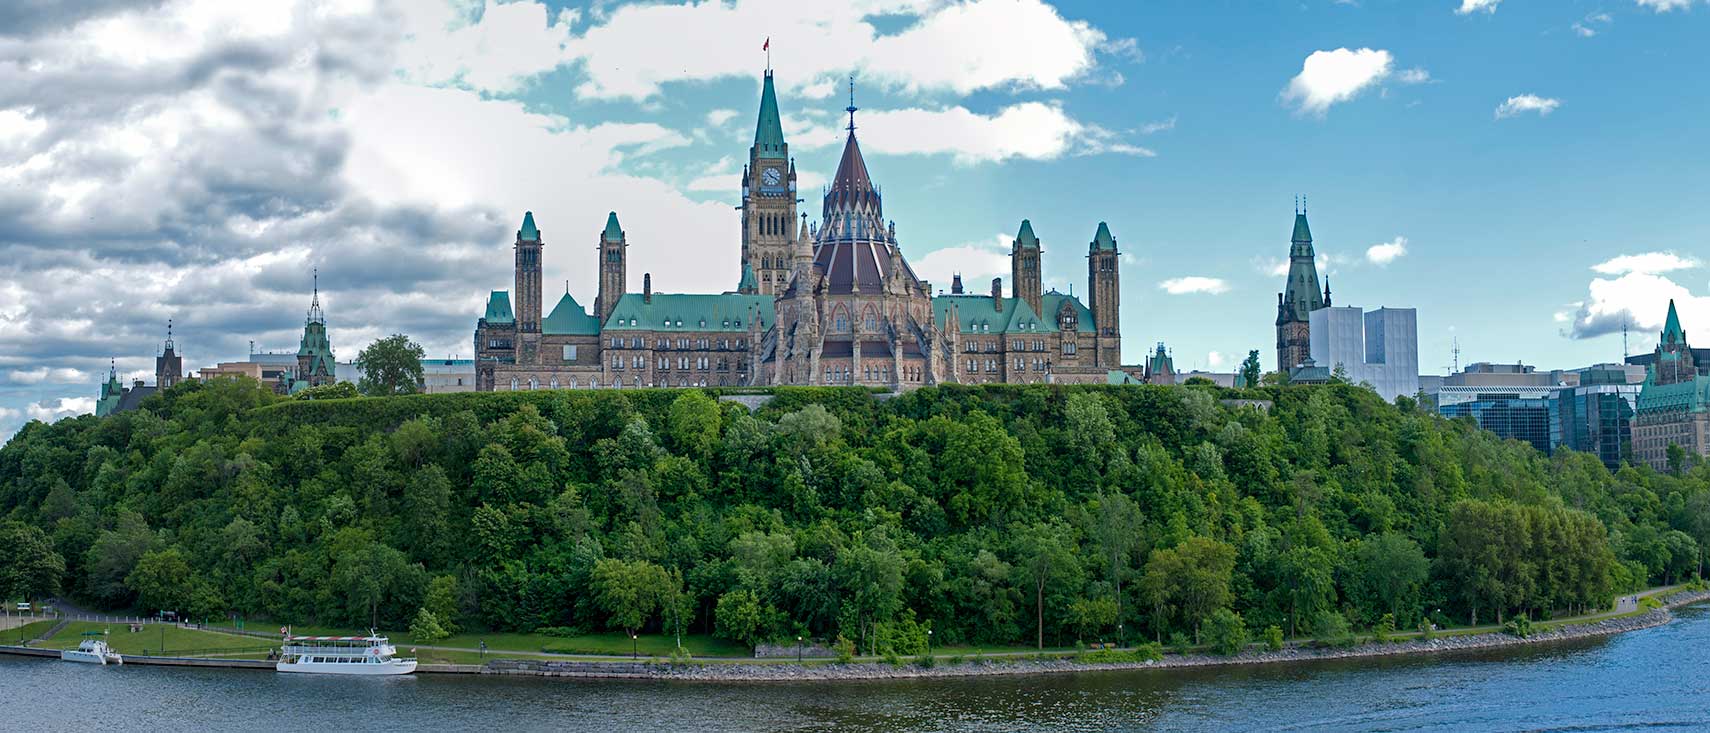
7,606 -> 1710,732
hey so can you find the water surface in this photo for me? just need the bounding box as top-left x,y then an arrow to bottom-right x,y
7,607 -> 1710,732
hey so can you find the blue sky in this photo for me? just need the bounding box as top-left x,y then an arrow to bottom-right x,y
0,0 -> 1706,440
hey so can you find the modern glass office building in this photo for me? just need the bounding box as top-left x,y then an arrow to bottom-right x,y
1308,306 -> 1420,402
1434,364 -> 1639,469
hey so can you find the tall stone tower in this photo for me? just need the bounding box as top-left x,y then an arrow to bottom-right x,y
296,271 -> 336,387
155,319 -> 183,390
514,211 -> 544,363
1012,219 -> 1042,316
1088,222 -> 1121,367
740,70 -> 797,296
1276,204 -> 1327,371
596,211 -> 627,323
1654,299 -> 1697,386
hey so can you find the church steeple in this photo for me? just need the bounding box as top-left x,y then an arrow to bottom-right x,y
1277,199 -> 1327,371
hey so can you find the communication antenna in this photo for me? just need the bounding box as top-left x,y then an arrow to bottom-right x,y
1622,316 -> 1630,359
1451,336 -> 1461,374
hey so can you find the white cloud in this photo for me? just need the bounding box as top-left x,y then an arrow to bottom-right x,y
565,0 -> 1116,101
1456,0 -> 1503,15
705,109 -> 739,127
6,367 -> 89,385
25,397 -> 93,423
1159,276 -> 1230,295
1495,94 -> 1561,119
800,102 -> 1151,164
912,234 -> 1010,291
1397,67 -> 1432,84
1139,116 -> 1177,134
1282,48 -> 1395,116
396,0 -> 578,94
1634,0 -> 1698,11
1206,351 -> 1226,368
1365,237 -> 1409,265
1591,252 -> 1700,276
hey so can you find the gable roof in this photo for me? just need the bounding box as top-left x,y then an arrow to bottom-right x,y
542,292 -> 601,335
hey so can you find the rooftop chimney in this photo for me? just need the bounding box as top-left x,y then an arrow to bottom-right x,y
952,273 -> 964,294
992,277 -> 1004,312
643,273 -> 652,303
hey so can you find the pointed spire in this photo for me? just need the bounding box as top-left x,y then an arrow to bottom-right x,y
754,70 -> 786,154
163,318 -> 174,352
1664,299 -> 1685,344
1015,219 -> 1039,250
1090,222 -> 1117,251
1292,209 -> 1312,244
846,74 -> 858,133
306,268 -> 325,325
518,211 -> 540,242
603,211 -> 624,242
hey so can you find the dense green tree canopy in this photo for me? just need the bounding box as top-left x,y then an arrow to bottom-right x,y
355,334 -> 427,397
0,379 -> 1698,649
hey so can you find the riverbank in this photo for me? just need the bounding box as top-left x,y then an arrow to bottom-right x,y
426,589 -> 1710,682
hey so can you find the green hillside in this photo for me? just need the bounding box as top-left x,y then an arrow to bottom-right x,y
2,378 -> 1706,653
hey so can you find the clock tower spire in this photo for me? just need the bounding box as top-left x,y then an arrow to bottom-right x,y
741,67 -> 797,296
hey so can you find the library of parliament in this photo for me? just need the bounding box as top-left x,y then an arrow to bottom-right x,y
472,69 -> 1124,391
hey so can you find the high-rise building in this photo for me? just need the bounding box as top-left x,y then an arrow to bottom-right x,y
1305,306 -> 1419,401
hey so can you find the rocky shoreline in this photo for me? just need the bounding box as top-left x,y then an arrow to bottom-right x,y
439,590 -> 1710,683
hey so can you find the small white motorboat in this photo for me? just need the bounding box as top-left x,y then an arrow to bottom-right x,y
61,633 -> 123,665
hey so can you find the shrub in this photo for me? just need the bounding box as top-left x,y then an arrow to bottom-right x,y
833,634 -> 855,664
1203,608 -> 1248,656
947,654 -> 966,666
533,626 -> 585,638
1312,612 -> 1356,648
1503,617 -> 1533,638
914,654 -> 936,669
1082,643 -> 1163,665
882,648 -> 902,666
1264,625 -> 1284,651
1373,613 -> 1395,644
1169,631 -> 1192,654
408,608 -> 448,643
1419,620 -> 1436,641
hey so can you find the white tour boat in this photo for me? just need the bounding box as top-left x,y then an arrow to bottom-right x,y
61,633 -> 123,665
276,633 -> 417,675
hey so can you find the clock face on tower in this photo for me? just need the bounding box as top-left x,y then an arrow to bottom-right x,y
762,167 -> 781,187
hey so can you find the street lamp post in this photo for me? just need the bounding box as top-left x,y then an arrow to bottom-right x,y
1119,623 -> 1125,649
631,632 -> 638,660
797,636 -> 803,663
926,629 -> 932,657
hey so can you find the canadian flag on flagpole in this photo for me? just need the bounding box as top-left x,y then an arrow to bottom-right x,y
763,38 -> 769,51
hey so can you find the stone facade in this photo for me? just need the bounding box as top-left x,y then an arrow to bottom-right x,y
1275,206 -> 1329,372
474,69 -> 1122,391
1634,300 -> 1710,471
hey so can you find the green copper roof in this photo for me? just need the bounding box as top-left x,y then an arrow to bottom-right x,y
932,292 -> 1095,334
1147,343 -> 1173,374
1015,219 -> 1039,250
1637,372 -> 1710,415
484,291 -> 514,324
1292,212 -> 1312,244
542,292 -> 602,335
604,293 -> 774,332
1663,299 -> 1686,345
519,211 -> 539,242
603,212 -> 624,243
1107,369 -> 1142,385
754,71 -> 786,155
737,262 -> 758,293
1091,222 -> 1117,251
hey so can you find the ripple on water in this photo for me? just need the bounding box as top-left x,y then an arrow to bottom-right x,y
7,607 -> 1710,733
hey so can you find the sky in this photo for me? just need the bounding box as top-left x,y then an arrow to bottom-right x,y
0,0 -> 1707,441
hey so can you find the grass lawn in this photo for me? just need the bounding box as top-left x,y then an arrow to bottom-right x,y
4,620 -> 57,645
212,621 -> 753,659
40,621 -> 276,657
